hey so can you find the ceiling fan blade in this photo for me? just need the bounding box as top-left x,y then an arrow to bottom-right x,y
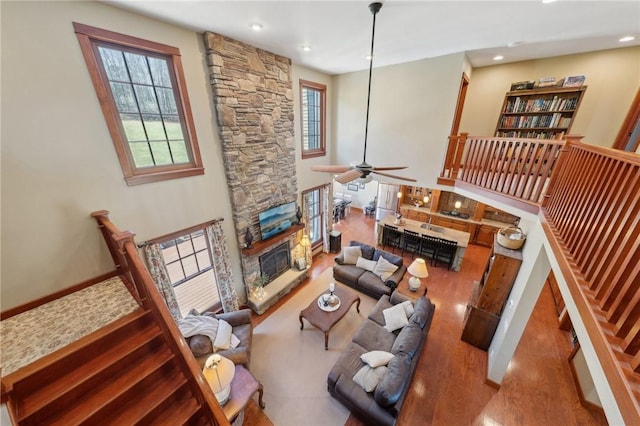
335,169 -> 363,184
311,165 -> 351,173
371,166 -> 407,171
372,170 -> 417,182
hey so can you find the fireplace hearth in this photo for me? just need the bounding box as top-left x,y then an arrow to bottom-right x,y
259,242 -> 291,284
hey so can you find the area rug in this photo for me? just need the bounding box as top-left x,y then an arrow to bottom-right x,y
251,267 -> 376,426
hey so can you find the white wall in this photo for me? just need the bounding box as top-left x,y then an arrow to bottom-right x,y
1,1 -> 241,309
460,47 -> 640,147
292,64 -> 335,197
332,53 -> 467,189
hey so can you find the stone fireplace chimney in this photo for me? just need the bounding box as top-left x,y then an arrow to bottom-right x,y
203,32 -> 306,310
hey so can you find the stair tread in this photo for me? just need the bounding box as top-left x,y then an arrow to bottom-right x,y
17,313 -> 163,420
37,348 -> 178,425
95,370 -> 192,425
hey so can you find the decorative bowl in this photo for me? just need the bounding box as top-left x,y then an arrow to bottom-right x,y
497,226 -> 526,250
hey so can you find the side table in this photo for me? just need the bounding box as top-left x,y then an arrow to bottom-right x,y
394,275 -> 427,299
223,365 -> 265,422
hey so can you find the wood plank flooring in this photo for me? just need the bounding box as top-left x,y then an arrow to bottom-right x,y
248,209 -> 607,426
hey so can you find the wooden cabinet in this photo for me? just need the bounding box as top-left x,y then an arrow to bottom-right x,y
474,224 -> 498,247
432,216 -> 469,233
495,86 -> 587,139
461,236 -> 522,350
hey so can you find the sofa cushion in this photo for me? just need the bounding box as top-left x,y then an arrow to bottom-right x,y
353,365 -> 388,393
373,256 -> 399,281
189,335 -> 212,356
361,350 -> 395,368
373,353 -> 412,407
391,322 -> 423,358
401,300 -> 415,317
350,241 -> 375,260
356,256 -> 377,273
334,264 -> 366,284
357,271 -> 393,297
352,320 -> 396,353
372,249 -> 403,267
382,303 -> 409,332
368,295 -> 393,327
410,297 -> 432,329
328,342 -> 368,389
343,246 -> 362,265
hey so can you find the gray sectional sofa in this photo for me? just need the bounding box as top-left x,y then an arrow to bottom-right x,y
333,241 -> 407,299
327,291 -> 435,426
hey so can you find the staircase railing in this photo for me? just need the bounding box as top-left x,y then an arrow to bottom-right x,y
92,211 -> 230,426
440,134 -> 640,424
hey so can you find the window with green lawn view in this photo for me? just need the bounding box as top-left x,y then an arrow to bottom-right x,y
300,80 -> 326,158
74,23 -> 204,185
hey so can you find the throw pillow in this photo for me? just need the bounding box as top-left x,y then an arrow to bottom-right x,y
352,365 -> 388,393
401,300 -> 415,317
342,246 -> 363,265
356,256 -> 377,272
373,255 -> 399,281
213,319 -> 233,350
189,335 -> 212,357
360,350 -> 395,368
382,303 -> 409,332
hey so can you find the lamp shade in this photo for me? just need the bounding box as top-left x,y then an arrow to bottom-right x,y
203,354 -> 235,405
408,258 -> 429,278
300,234 -> 311,247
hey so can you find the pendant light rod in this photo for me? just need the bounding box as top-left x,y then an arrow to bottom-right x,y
362,2 -> 382,165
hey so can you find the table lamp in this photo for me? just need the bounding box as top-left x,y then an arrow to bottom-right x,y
203,354 -> 235,405
300,233 -> 311,267
407,258 -> 429,291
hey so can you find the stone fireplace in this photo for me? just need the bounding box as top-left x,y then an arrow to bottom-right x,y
203,32 -> 308,314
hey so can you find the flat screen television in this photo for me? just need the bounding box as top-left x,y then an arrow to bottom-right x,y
258,201 -> 297,240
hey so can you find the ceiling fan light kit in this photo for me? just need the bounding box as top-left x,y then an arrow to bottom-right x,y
311,2 -> 416,184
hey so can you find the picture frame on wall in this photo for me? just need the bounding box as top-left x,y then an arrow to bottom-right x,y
347,183 -> 358,192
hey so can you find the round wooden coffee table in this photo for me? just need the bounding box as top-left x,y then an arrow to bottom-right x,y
299,284 -> 360,350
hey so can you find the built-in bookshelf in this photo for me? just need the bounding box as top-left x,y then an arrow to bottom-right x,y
495,86 -> 587,139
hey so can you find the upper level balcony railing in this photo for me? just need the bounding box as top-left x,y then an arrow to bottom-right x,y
440,133 -> 640,424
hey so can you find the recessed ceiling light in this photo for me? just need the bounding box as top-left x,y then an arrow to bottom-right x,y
619,36 -> 635,43
250,23 -> 263,32
493,55 -> 504,61
542,0 -> 557,4
366,55 -> 373,61
302,45 -> 311,52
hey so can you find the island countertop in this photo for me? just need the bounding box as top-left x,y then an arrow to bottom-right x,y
379,215 -> 471,248
399,204 -> 513,229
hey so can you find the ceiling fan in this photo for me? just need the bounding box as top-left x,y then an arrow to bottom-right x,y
311,2 -> 416,185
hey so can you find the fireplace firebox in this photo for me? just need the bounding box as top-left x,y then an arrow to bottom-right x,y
259,242 -> 291,284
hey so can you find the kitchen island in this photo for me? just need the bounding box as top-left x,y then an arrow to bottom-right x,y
377,215 -> 470,271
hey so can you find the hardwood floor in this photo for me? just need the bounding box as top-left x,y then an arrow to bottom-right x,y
248,209 -> 607,426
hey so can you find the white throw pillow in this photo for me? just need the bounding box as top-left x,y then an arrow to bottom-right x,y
342,246 -> 363,265
213,319 -> 233,350
356,256 -> 377,272
360,350 -> 395,368
353,365 -> 388,393
401,300 -> 415,317
373,256 -> 399,281
382,303 -> 409,332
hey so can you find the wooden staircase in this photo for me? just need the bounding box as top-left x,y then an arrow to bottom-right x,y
2,309 -> 219,425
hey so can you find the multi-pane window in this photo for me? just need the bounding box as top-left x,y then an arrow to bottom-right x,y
303,187 -> 324,245
74,23 -> 204,185
300,80 -> 326,158
159,229 -> 221,316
